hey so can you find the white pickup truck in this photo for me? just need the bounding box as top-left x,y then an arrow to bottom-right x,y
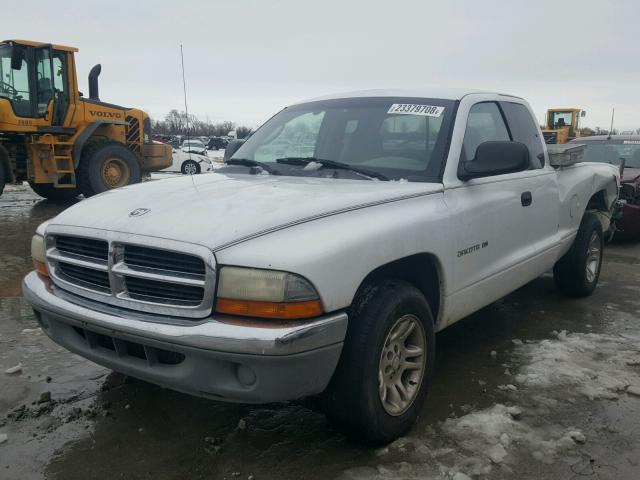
23,88 -> 619,443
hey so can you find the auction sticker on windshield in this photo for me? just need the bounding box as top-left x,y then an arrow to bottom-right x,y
387,104 -> 445,117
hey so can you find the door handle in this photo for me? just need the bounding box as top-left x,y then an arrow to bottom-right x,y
521,191 -> 532,207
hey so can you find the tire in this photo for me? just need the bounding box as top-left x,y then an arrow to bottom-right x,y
554,212 -> 604,297
322,280 -> 435,444
29,182 -> 80,201
181,159 -> 201,175
79,141 -> 141,198
0,161 -> 5,197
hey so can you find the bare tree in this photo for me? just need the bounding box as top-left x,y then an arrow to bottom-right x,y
152,111 -> 251,138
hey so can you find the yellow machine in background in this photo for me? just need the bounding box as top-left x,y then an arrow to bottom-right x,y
542,108 -> 593,144
0,39 -> 172,199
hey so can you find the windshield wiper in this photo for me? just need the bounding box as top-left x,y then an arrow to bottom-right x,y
275,157 -> 389,181
227,158 -> 279,175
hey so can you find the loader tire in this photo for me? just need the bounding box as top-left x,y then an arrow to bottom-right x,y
553,212 -> 603,297
79,141 -> 141,198
29,182 -> 80,201
0,161 -> 5,196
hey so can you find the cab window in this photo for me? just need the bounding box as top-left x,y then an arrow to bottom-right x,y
0,45 -> 31,116
501,102 -> 545,169
462,102 -> 510,161
52,54 -> 66,95
35,48 -> 54,116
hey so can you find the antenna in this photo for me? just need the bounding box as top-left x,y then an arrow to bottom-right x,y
180,44 -> 192,161
607,107 -> 615,139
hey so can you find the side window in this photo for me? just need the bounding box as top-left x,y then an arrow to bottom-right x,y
462,102 -> 510,161
35,48 -> 54,116
52,54 -> 67,96
502,102 -> 544,168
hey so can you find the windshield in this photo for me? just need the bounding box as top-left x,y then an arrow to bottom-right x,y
581,141 -> 640,168
0,45 -> 31,116
230,97 -> 456,182
550,111 -> 573,129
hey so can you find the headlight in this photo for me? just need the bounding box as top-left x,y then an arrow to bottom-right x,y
31,234 -> 48,277
215,267 -> 323,319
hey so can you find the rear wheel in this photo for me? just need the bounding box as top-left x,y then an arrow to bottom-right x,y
79,141 -> 141,198
322,280 -> 435,444
29,182 -> 80,201
554,212 -> 603,297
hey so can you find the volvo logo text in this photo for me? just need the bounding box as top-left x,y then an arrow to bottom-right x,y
89,110 -> 122,119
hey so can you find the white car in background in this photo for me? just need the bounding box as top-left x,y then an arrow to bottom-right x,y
181,139 -> 207,155
180,140 -> 209,174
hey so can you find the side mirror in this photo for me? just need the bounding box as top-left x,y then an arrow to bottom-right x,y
10,47 -> 25,70
459,141 -> 529,180
224,139 -> 245,162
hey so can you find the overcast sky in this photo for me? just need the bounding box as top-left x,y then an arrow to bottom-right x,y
6,0 -> 640,130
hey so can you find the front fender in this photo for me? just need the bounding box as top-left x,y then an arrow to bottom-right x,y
214,193 -> 451,314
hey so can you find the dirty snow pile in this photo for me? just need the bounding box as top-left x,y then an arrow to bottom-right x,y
339,330 -> 640,479
513,330 -> 640,401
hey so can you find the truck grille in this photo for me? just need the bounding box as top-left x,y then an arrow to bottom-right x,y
124,245 -> 205,275
56,235 -> 108,260
58,262 -> 110,291
45,232 -> 215,319
126,276 -> 205,305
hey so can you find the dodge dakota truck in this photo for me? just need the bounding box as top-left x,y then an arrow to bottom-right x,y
23,88 -> 619,443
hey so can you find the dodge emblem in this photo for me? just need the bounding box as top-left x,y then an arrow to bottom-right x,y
129,208 -> 151,217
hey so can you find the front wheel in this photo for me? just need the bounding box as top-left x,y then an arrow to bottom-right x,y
79,141 -> 141,198
181,159 -> 201,175
554,212 -> 603,297
322,280 -> 435,444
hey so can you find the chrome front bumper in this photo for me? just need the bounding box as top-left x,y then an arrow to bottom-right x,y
22,271 -> 348,403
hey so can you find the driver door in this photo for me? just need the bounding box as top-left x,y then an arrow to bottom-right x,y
443,102 -> 533,321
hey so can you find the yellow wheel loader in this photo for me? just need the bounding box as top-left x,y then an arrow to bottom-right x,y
0,40 -> 172,199
541,108 -> 593,144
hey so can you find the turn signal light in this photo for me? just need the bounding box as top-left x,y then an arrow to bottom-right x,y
33,260 -> 49,278
215,298 -> 323,320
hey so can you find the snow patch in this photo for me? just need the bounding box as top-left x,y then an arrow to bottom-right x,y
512,331 -> 640,401
4,363 -> 22,374
443,404 -> 586,466
302,161 -> 322,171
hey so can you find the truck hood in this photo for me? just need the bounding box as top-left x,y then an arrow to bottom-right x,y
50,173 -> 442,251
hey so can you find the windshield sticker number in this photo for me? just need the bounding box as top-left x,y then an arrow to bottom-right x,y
387,104 -> 444,117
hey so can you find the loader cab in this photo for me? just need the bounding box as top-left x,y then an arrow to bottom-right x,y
548,109 -> 582,135
0,41 -> 75,126
542,108 -> 585,144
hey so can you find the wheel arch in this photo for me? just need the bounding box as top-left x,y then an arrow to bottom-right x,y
72,120 -> 128,168
586,189 -> 609,211
586,188 -> 615,234
352,253 -> 444,326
